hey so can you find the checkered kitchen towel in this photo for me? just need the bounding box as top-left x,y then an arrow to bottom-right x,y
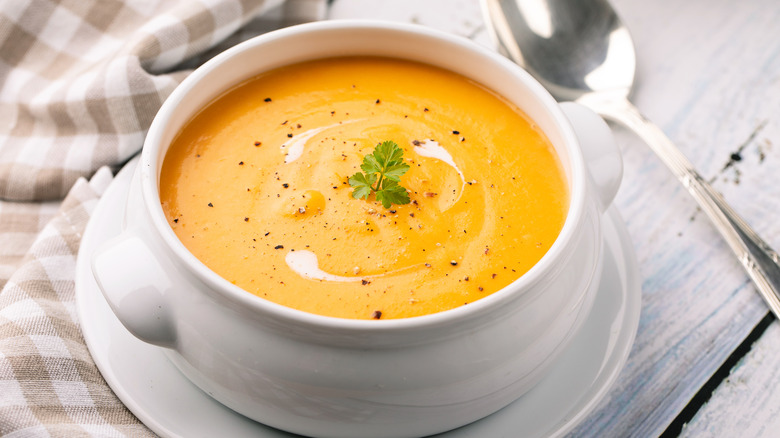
0,0 -> 324,436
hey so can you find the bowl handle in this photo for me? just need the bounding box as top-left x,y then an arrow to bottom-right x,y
91,229 -> 177,348
560,102 -> 623,212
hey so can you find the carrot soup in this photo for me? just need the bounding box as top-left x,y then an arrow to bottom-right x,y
159,56 -> 568,320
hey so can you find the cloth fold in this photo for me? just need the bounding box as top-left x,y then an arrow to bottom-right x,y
0,0 -> 323,435
0,167 -> 156,437
0,0 -> 278,202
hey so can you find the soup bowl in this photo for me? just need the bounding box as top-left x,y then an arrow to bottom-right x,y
91,20 -> 622,438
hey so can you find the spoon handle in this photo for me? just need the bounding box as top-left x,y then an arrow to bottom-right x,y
582,95 -> 780,317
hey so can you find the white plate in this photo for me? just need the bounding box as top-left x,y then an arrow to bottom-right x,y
76,157 -> 641,438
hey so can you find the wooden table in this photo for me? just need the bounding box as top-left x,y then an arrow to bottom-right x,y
326,0 -> 780,436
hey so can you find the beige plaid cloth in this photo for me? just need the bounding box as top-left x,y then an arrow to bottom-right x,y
0,0 -> 324,436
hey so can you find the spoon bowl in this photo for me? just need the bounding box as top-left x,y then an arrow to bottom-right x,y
482,0 -> 780,317
487,0 -> 635,101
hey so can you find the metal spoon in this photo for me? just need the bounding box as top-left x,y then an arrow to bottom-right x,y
481,0 -> 780,317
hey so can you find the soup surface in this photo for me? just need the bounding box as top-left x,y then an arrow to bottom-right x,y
160,56 -> 568,320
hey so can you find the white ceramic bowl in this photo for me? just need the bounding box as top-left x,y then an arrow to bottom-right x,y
91,20 -> 622,438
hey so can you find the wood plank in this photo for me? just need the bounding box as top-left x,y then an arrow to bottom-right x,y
680,319 -> 780,437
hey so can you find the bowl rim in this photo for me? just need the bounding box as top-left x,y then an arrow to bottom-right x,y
139,19 -> 590,333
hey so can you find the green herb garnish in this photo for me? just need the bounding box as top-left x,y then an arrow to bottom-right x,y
349,141 -> 411,209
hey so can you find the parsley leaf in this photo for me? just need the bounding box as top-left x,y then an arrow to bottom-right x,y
375,179 -> 411,208
349,141 -> 411,208
348,172 -> 376,200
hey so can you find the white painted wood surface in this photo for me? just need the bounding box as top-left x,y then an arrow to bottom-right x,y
327,0 -> 780,437
680,322 -> 780,437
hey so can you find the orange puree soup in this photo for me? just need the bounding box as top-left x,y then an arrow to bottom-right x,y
159,56 -> 568,320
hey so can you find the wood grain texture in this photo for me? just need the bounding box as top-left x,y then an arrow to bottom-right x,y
326,0 -> 780,436
680,320 -> 780,437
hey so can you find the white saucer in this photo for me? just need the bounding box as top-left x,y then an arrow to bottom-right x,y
76,157 -> 641,438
